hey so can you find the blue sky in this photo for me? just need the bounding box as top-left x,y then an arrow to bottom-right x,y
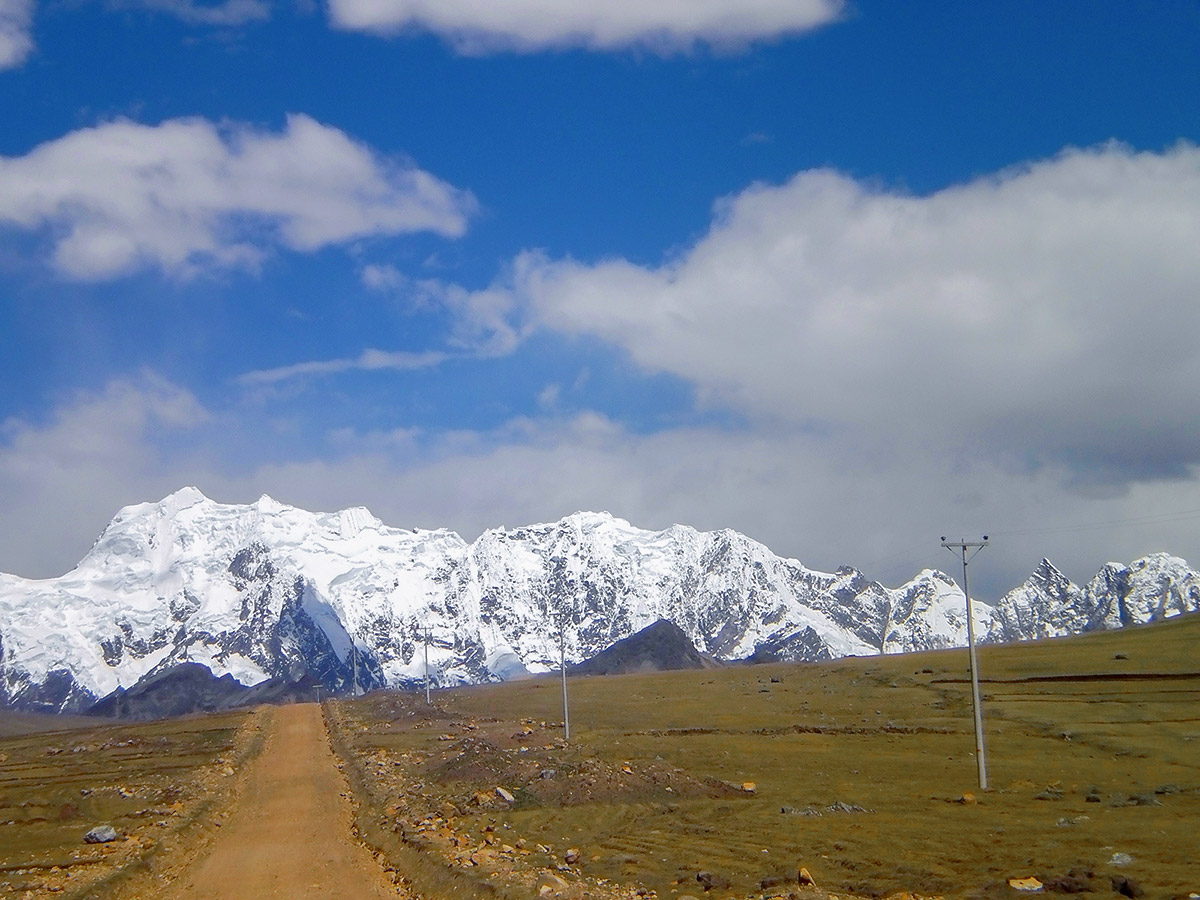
2,0 -> 1200,597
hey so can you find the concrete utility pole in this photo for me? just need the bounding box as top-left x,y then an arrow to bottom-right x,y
942,536 -> 990,790
424,626 -> 431,705
560,618 -> 571,743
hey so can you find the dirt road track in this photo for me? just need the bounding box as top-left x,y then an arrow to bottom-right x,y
164,703 -> 397,899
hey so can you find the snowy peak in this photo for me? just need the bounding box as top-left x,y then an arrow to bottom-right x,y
1,490 -> 1198,714
988,552 -> 1200,642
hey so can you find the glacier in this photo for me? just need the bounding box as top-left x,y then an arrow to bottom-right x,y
0,487 -> 1197,712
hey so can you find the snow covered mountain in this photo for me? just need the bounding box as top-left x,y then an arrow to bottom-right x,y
1,488 -> 1197,712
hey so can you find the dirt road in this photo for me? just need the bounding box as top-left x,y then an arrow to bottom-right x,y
164,703 -> 397,899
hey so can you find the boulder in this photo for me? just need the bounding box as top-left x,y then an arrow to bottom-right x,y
1008,876 -> 1044,892
696,870 -> 730,891
1111,876 -> 1143,898
84,825 -> 119,844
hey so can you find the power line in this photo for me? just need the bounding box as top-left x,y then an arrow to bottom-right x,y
991,507 -> 1200,538
856,505 -> 1200,584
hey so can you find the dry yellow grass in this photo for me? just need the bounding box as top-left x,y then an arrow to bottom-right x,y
0,707 -> 263,898
1,613 -> 1194,900
331,614 -> 1200,900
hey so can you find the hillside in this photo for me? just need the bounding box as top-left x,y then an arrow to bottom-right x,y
569,619 -> 721,675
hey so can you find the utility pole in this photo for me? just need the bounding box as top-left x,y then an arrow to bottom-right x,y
424,626 -> 431,705
351,639 -> 360,698
560,617 -> 571,743
942,536 -> 990,790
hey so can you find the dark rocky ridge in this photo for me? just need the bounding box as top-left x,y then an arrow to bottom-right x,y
570,619 -> 722,676
85,662 -> 325,721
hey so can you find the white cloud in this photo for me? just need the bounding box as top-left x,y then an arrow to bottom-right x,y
482,142 -> 1200,487
0,0 -> 33,69
3,378 -> 1197,602
238,348 -> 449,385
360,266 -> 528,355
326,0 -> 843,52
0,114 -> 476,280
0,375 -> 211,577
127,0 -> 271,26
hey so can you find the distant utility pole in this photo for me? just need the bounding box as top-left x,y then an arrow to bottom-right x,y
424,626 -> 432,705
942,535 -> 990,790
560,617 -> 571,743
351,639 -> 361,698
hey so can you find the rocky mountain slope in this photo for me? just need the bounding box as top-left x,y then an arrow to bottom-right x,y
1,488 -> 1197,712
570,619 -> 722,676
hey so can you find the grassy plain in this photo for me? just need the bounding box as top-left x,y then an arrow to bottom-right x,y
331,614 -> 1200,900
0,614 -> 1194,900
0,706 -> 263,897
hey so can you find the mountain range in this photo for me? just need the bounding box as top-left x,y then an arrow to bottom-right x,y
1,488 -> 1197,713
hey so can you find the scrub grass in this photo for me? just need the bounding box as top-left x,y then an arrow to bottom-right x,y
332,613 -> 1200,900
0,708 -> 261,898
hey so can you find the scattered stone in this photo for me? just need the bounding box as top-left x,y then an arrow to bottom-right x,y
564,848 -> 581,864
1109,853 -> 1134,868
956,793 -> 977,805
84,825 -> 119,844
741,782 -> 757,794
1034,788 -> 1064,801
696,870 -> 730,891
1084,788 -> 1102,803
1112,793 -> 1160,808
539,769 -> 557,779
1040,869 -> 1095,893
1055,816 -> 1089,827
1113,653 -> 1128,660
1008,876 -> 1044,892
828,800 -> 870,814
797,866 -> 817,887
495,787 -> 515,803
1110,875 -> 1142,898
1154,783 -> 1180,795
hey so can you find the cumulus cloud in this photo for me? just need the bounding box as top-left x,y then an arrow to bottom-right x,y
479,142 -> 1200,488
2,376 -> 1197,600
326,0 -> 843,52
0,375 -> 212,577
0,114 -> 476,280
360,264 -> 529,355
0,0 -> 33,69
